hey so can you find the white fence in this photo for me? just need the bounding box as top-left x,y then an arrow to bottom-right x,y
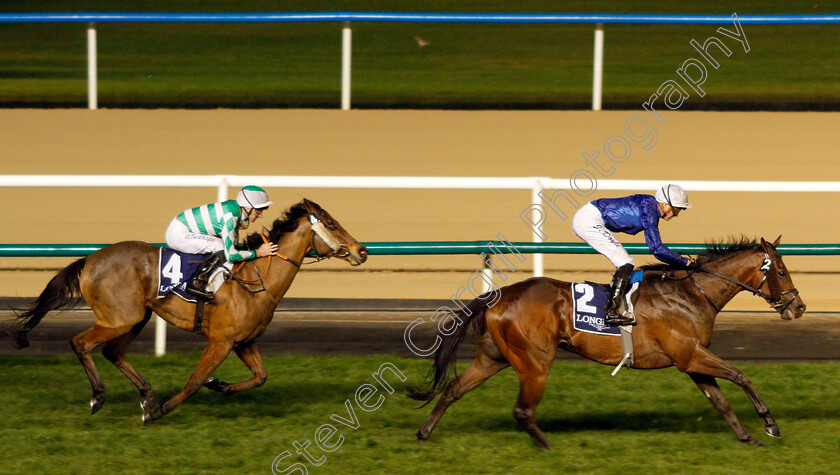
4,174 -> 840,277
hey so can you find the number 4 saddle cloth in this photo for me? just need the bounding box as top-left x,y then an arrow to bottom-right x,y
572,270 -> 644,335
157,247 -> 207,300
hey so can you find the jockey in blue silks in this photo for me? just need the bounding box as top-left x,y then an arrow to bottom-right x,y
572,184 -> 693,326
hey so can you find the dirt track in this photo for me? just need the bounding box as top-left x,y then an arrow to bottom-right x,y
2,299 -> 837,360
1,110 -> 839,313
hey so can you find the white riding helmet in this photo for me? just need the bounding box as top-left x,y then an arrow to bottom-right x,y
655,184 -> 692,209
236,185 -> 274,210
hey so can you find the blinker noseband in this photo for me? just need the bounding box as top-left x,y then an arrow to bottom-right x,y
306,213 -> 351,263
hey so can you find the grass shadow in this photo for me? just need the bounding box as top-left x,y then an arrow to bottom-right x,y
105,380 -> 368,419
452,408 -> 735,436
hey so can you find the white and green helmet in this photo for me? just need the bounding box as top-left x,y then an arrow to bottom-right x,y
655,184 -> 691,209
236,185 -> 274,210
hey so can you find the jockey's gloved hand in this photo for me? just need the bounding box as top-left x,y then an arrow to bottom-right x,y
684,256 -> 700,269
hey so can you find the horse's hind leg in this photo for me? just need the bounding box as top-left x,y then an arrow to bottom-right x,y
511,372 -> 551,449
204,341 -> 267,395
70,323 -> 135,414
683,345 -> 777,443
497,326 -> 556,449
143,339 -> 234,424
101,309 -> 159,414
417,335 -> 508,443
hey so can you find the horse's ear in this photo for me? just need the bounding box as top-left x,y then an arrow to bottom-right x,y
773,235 -> 782,247
760,237 -> 774,253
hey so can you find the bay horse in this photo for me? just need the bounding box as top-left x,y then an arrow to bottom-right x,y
12,199 -> 368,423
409,236 -> 806,447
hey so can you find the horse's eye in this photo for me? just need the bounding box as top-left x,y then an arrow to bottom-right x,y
779,271 -> 787,278
328,224 -> 338,231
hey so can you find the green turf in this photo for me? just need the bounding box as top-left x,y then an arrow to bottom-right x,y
1,353 -> 839,474
0,1 -> 838,109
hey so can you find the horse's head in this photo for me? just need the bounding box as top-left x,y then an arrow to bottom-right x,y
758,235 -> 806,320
302,199 -> 368,266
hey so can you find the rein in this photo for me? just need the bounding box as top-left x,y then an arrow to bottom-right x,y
665,252 -> 799,313
688,274 -> 721,312
231,212 -> 348,291
230,234 -> 301,293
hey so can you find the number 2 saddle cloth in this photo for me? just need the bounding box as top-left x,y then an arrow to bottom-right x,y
572,270 -> 644,335
157,247 -> 207,302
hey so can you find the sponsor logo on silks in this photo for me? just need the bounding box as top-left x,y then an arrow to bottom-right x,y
573,282 -> 621,335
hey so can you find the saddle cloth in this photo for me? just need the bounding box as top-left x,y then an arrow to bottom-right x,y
157,247 -> 206,301
572,270 -> 643,335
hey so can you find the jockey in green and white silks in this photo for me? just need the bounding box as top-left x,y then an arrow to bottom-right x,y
165,185 -> 278,299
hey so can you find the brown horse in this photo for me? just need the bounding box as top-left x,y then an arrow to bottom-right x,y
409,236 -> 806,447
12,199 -> 367,423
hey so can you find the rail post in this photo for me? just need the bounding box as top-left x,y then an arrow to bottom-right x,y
341,21 -> 352,110
481,253 -> 493,293
531,180 -> 544,277
87,22 -> 97,110
217,177 -> 229,202
592,23 -> 604,111
155,314 -> 166,356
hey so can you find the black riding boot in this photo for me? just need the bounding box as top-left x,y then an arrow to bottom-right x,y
186,251 -> 225,300
605,263 -> 635,326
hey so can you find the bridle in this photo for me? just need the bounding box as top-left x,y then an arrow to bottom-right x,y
230,210 -> 350,293
670,253 -> 799,314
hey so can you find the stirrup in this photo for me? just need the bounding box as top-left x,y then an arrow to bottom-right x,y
605,312 -> 636,327
185,282 -> 215,301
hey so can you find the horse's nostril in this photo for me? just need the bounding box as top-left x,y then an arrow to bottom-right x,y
360,247 -> 369,257
798,304 -> 806,312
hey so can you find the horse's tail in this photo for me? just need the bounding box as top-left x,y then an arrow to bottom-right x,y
10,257 -> 87,349
406,296 -> 490,404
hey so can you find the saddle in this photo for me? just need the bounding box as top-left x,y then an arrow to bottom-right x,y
573,270 -> 643,372
573,270 -> 643,335
157,248 -> 223,334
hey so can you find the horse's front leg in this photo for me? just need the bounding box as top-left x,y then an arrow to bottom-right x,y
204,341 -> 267,395
688,373 -> 762,446
143,339 -> 234,424
681,344 -> 778,443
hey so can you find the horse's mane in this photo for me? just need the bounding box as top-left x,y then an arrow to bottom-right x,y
242,199 -> 323,249
640,236 -> 760,271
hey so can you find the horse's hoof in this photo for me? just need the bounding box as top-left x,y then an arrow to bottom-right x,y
765,424 -> 782,439
534,438 -> 551,450
90,397 -> 104,415
142,411 -> 159,426
140,399 -> 161,415
204,377 -> 230,394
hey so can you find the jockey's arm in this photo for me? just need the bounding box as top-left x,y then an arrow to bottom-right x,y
643,226 -> 689,266
640,204 -> 689,266
221,218 -> 257,262
639,199 -> 689,267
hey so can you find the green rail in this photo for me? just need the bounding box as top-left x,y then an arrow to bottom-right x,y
1,242 -> 838,257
